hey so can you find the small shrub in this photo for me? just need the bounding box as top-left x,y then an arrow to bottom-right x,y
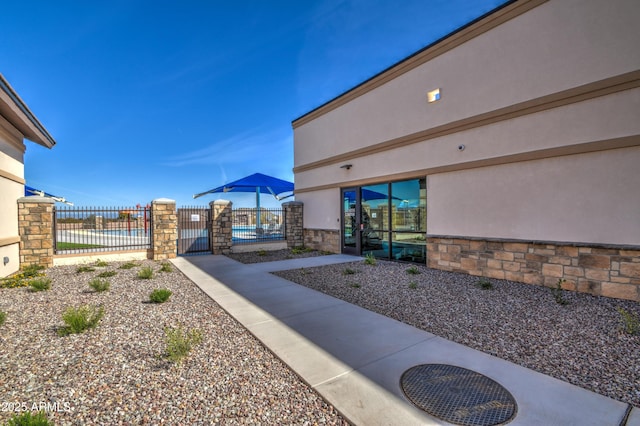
22,264 -> 46,277
119,261 -> 138,269
137,266 -> 154,279
5,410 -> 50,425
149,288 -> 172,303
58,305 -> 104,336
95,259 -> 109,267
300,267 -> 310,276
477,278 -> 493,290
617,307 -> 640,335
343,268 -> 356,275
364,252 -> 377,266
406,266 -> 420,275
551,279 -> 569,305
159,262 -> 172,273
0,310 -> 6,326
290,246 -> 313,255
165,326 -> 203,363
408,282 -> 418,290
89,278 -> 110,292
257,249 -> 267,256
0,265 -> 46,289
349,282 -> 361,288
28,278 -> 51,292
76,265 -> 95,273
97,270 -> 117,278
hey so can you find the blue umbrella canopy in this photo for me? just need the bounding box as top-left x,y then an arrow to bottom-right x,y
193,173 -> 293,200
193,173 -> 294,228
25,185 -> 73,205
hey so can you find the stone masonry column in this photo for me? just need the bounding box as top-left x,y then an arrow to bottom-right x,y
211,200 -> 233,255
283,201 -> 303,249
151,198 -> 177,260
17,196 -> 55,269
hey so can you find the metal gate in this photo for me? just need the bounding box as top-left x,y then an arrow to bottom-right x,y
177,207 -> 210,255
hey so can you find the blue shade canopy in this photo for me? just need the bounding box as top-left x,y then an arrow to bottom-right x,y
193,173 -> 294,200
25,185 -> 73,205
344,188 -> 401,203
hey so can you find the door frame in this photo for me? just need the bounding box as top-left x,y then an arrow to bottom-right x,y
341,187 -> 361,255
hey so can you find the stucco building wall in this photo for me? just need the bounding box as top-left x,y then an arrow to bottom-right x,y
0,117 -> 26,277
0,74 -> 56,278
292,0 -> 640,300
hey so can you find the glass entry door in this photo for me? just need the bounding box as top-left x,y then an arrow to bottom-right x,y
341,188 -> 361,255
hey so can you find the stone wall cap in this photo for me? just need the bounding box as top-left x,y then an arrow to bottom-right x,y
17,196 -> 55,204
211,199 -> 232,206
282,201 -> 303,206
152,198 -> 176,204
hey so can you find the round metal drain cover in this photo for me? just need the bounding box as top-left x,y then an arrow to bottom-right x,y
401,364 -> 517,426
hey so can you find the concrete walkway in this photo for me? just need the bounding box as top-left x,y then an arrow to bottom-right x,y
172,254 -> 638,426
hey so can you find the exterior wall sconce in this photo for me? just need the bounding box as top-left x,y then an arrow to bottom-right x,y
427,88 -> 441,103
340,164 -> 352,170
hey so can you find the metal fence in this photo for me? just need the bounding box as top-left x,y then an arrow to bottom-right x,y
232,207 -> 285,244
177,206 -> 210,255
54,206 -> 152,254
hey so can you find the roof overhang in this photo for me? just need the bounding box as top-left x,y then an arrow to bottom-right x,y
0,73 -> 56,148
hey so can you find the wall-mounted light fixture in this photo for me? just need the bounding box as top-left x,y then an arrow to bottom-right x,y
427,88 -> 441,103
340,164 -> 352,170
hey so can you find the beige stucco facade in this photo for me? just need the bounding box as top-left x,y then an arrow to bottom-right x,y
292,0 -> 640,300
0,74 -> 56,277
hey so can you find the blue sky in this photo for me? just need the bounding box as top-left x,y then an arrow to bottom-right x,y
2,0 -> 505,208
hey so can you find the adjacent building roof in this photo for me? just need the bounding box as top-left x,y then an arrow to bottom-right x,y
0,73 -> 56,148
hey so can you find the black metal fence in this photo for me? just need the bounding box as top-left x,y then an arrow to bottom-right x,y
232,207 -> 285,244
177,206 -> 210,255
54,206 -> 152,254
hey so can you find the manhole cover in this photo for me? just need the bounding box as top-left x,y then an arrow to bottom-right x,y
401,364 -> 517,426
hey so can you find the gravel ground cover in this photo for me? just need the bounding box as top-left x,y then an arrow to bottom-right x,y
227,248 -> 327,264
0,260 -> 349,425
271,257 -> 640,408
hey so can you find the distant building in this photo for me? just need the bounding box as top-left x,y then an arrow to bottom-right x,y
0,74 -> 56,277
292,0 -> 640,300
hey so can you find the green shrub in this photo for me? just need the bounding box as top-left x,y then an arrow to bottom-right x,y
164,326 -> 203,363
58,305 -> 104,336
97,270 -> 117,278
5,410 -> 50,425
137,266 -> 154,279
76,265 -> 95,273
95,259 -> 109,267
119,261 -> 138,269
364,252 -> 377,266
0,265 -> 46,289
149,288 -> 172,303
408,282 -> 418,290
300,267 -> 310,276
477,278 -> 493,290
406,266 -> 420,275
89,278 -> 110,292
257,249 -> 267,256
617,307 -> 640,335
0,310 -> 6,326
343,268 -> 357,275
349,282 -> 361,288
290,246 -> 313,255
28,278 -> 51,292
159,262 -> 172,273
551,279 -> 569,305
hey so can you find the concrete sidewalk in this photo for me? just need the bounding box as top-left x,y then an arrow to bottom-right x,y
172,254 -> 638,426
